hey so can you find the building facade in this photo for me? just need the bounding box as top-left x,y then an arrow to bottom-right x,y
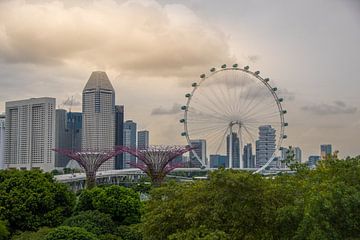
55,109 -> 68,167
226,133 -> 240,168
123,120 -> 137,168
0,114 -> 5,169
82,71 -> 115,171
308,155 -> 320,168
115,105 -> 124,169
256,125 -> 276,168
138,130 -> 149,150
210,154 -> 228,168
4,98 -> 56,171
320,144 -> 332,159
294,147 -> 302,163
189,139 -> 207,168
243,143 -> 255,168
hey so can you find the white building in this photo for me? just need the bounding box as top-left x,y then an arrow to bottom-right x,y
137,130 -> 149,150
82,71 -> 115,171
294,147 -> 302,163
0,114 -> 5,169
4,98 -> 56,172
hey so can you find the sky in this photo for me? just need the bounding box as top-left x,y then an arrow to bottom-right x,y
0,0 -> 359,159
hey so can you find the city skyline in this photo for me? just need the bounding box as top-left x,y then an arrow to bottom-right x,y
0,0 -> 359,159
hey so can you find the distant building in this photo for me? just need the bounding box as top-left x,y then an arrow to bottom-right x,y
243,143 -> 255,168
189,139 -> 207,167
55,110 -> 82,168
308,155 -> 320,167
280,147 -> 289,168
226,133 -> 240,168
115,105 -> 124,169
256,125 -> 276,168
320,144 -> 332,159
82,71 -> 115,171
123,120 -> 137,168
0,114 -> 5,169
210,154 -> 228,168
4,98 -> 56,171
138,130 -> 149,150
294,147 -> 302,163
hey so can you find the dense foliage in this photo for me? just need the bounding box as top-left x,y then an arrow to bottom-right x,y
43,226 -> 97,240
11,228 -> 52,240
75,185 -> 142,225
0,170 -> 76,232
142,157 -> 360,240
62,210 -> 115,236
0,221 -> 9,240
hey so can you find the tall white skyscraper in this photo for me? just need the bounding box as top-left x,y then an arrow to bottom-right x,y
256,125 -> 276,168
138,130 -> 149,150
4,98 -> 56,171
123,120 -> 137,168
0,114 -> 5,169
82,71 -> 115,171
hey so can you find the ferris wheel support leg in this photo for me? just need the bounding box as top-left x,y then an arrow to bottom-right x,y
229,124 -> 233,169
239,126 -> 243,169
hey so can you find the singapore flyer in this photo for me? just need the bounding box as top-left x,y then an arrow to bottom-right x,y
180,64 -> 287,172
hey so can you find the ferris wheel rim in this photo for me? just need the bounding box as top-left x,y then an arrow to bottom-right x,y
181,65 -> 287,170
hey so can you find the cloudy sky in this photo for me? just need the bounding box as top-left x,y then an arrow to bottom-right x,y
0,0 -> 359,159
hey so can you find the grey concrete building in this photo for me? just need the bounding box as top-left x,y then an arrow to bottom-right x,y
0,114 -> 5,169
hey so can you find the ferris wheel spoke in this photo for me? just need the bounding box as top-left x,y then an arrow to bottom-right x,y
190,98 -> 232,120
242,110 -> 280,123
241,99 -> 279,121
188,106 -> 230,122
188,124 -> 229,136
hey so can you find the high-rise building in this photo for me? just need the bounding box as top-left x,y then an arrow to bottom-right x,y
55,110 -> 82,168
280,147 -> 289,168
308,155 -> 320,167
256,125 -> 276,168
0,114 -> 5,169
115,105 -> 124,169
82,71 -> 115,171
227,133 -> 240,168
294,147 -> 302,163
123,120 -> 137,168
189,139 -> 207,167
138,130 -> 149,150
4,98 -> 56,171
210,154 -> 228,168
243,143 -> 255,168
320,144 -> 332,159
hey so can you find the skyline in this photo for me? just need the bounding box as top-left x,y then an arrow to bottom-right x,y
0,0 -> 359,159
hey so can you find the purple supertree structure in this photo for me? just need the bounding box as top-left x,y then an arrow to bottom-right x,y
117,145 -> 193,186
52,148 -> 123,189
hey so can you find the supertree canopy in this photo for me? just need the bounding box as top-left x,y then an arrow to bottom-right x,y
117,145 -> 193,186
53,148 -> 123,189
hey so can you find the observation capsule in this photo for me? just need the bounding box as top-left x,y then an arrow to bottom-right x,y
272,87 -> 278,91
181,106 -> 187,110
210,67 -> 216,72
232,63 -> 238,68
181,132 -> 187,136
264,78 -> 270,82
278,98 -> 284,102
283,122 -> 288,126
185,93 -> 191,98
283,135 -> 288,139
179,119 -> 185,123
200,74 -> 206,78
221,64 -> 227,68
192,82 -> 198,87
282,110 -> 287,114
244,66 -> 250,70
254,71 -> 260,75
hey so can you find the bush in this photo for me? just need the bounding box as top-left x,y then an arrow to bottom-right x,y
0,170 -> 76,232
116,225 -> 142,240
0,220 -> 9,240
44,226 -> 96,240
62,210 -> 114,236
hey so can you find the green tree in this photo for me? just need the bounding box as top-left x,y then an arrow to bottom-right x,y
11,227 -> 52,240
75,185 -> 141,225
0,220 -> 10,240
0,170 -> 76,232
62,210 -> 115,236
44,226 -> 96,240
116,225 -> 142,240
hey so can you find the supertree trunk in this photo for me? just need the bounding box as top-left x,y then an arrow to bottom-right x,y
85,171 -> 97,189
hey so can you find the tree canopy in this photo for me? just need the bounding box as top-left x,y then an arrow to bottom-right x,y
0,170 -> 75,232
44,226 -> 97,240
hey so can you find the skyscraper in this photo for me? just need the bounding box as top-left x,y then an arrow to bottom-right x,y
243,143 -> 255,168
82,71 -> 115,171
4,98 -> 56,171
66,112 -> 82,151
294,147 -> 302,163
55,109 -> 68,167
256,125 -> 276,168
123,120 -> 137,168
320,144 -> 332,159
226,133 -> 240,168
189,139 -> 207,167
115,105 -> 124,169
138,130 -> 149,150
0,114 -> 5,169
308,155 -> 320,167
210,154 -> 228,168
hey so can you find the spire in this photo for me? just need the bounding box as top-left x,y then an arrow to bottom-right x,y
83,71 -> 114,91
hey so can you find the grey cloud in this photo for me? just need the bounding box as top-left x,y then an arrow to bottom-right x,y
301,101 -> 357,115
277,88 -> 295,101
151,103 -> 181,115
248,55 -> 260,63
62,96 -> 81,107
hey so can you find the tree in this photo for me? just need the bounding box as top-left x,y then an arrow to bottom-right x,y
0,220 -> 9,240
11,227 -> 52,240
0,170 -> 76,232
75,185 -> 141,225
44,226 -> 96,240
62,210 -> 115,236
116,225 -> 142,240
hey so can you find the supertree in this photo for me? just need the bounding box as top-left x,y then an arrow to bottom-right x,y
117,145 -> 193,186
53,148 -> 123,189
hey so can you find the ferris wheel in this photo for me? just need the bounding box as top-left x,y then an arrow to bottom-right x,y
180,64 -> 287,172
